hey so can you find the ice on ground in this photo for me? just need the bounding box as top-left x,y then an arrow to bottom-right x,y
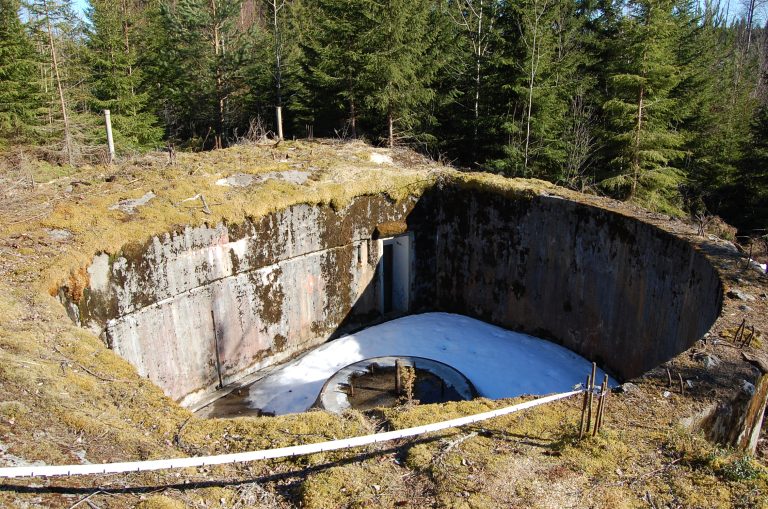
246,312 -> 614,415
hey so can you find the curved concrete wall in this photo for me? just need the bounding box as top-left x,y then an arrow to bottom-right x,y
61,184 -> 723,408
408,187 -> 723,380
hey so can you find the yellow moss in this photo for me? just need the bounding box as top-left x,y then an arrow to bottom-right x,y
194,487 -> 236,507
300,462 -> 408,509
0,401 -> 30,423
136,495 -> 188,509
179,409 -> 370,468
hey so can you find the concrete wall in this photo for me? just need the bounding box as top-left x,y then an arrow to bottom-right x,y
408,187 -> 723,380
63,196 -> 417,407
62,183 -> 723,407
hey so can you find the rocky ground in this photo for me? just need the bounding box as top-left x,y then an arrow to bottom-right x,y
0,140 -> 766,508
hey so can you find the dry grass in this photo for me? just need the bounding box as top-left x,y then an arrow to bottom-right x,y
0,139 -> 766,507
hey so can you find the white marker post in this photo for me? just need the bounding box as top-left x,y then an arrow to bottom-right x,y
104,109 -> 115,164
276,106 -> 284,140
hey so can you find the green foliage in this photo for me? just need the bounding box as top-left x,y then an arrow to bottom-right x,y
293,0 -> 373,135
142,0 -> 249,147
489,0 -> 596,183
0,0 -> 765,230
295,0 -> 454,146
0,0 -> 41,148
86,0 -> 162,151
600,0 -> 686,207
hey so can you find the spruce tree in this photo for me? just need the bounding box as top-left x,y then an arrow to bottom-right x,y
362,0 -> 451,147
441,0 -> 501,162
87,0 -> 162,152
0,0 -> 41,148
489,0 -> 593,181
732,106 -> 768,231
601,0 -> 686,212
294,0 -> 373,138
25,0 -> 93,163
143,0 -> 247,148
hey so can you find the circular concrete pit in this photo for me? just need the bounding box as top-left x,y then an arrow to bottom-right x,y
316,356 -> 477,413
58,183 -> 723,415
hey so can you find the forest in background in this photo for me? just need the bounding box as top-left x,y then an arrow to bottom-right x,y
1,0 -> 767,234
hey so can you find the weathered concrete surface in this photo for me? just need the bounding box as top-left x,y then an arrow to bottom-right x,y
62,196 -> 416,407
408,187 -> 723,380
62,182 -> 723,408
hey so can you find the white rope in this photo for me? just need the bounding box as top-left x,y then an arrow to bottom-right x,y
0,390 -> 581,479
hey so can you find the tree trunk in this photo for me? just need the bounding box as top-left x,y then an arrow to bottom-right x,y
211,0 -> 224,149
272,0 -> 284,139
121,0 -> 136,114
472,0 -> 484,161
350,98 -> 357,139
747,0 -> 756,51
524,2 -> 546,173
44,0 -> 73,165
631,84 -> 645,198
388,111 -> 394,148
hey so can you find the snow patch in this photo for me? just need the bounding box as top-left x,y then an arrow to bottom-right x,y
245,312 -> 614,415
369,152 -> 393,165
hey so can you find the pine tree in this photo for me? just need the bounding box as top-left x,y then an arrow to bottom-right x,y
0,0 -> 41,148
601,0 -> 686,211
86,0 -> 162,152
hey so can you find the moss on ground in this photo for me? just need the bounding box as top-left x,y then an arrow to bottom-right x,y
0,140 -> 765,507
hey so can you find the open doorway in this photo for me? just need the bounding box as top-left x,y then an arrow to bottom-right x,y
379,234 -> 411,314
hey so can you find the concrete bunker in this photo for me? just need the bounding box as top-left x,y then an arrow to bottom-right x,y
58,182 -> 724,412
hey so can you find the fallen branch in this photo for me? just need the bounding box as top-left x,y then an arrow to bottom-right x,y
52,345 -> 119,382
179,193 -> 211,215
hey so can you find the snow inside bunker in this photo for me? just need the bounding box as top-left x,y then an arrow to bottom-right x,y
59,183 -> 723,416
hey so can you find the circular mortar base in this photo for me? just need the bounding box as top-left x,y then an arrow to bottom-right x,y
315,356 -> 477,413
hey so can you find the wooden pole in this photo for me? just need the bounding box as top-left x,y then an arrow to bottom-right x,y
395,359 -> 402,395
678,373 -> 685,395
594,375 -> 609,435
210,310 -> 224,389
586,362 -> 596,433
735,319 -> 746,344
104,109 -> 115,164
579,374 -> 591,439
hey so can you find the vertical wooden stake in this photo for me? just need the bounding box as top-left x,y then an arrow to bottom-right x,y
579,374 -> 591,439
595,375 -> 609,434
349,379 -> 354,397
395,359 -> 402,395
735,319 -> 746,344
210,310 -> 224,389
104,109 -> 115,164
586,362 -> 596,433
678,373 -> 685,395
666,368 -> 673,388
744,326 -> 756,348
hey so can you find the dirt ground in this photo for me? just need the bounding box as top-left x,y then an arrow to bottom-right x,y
0,141 -> 766,508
